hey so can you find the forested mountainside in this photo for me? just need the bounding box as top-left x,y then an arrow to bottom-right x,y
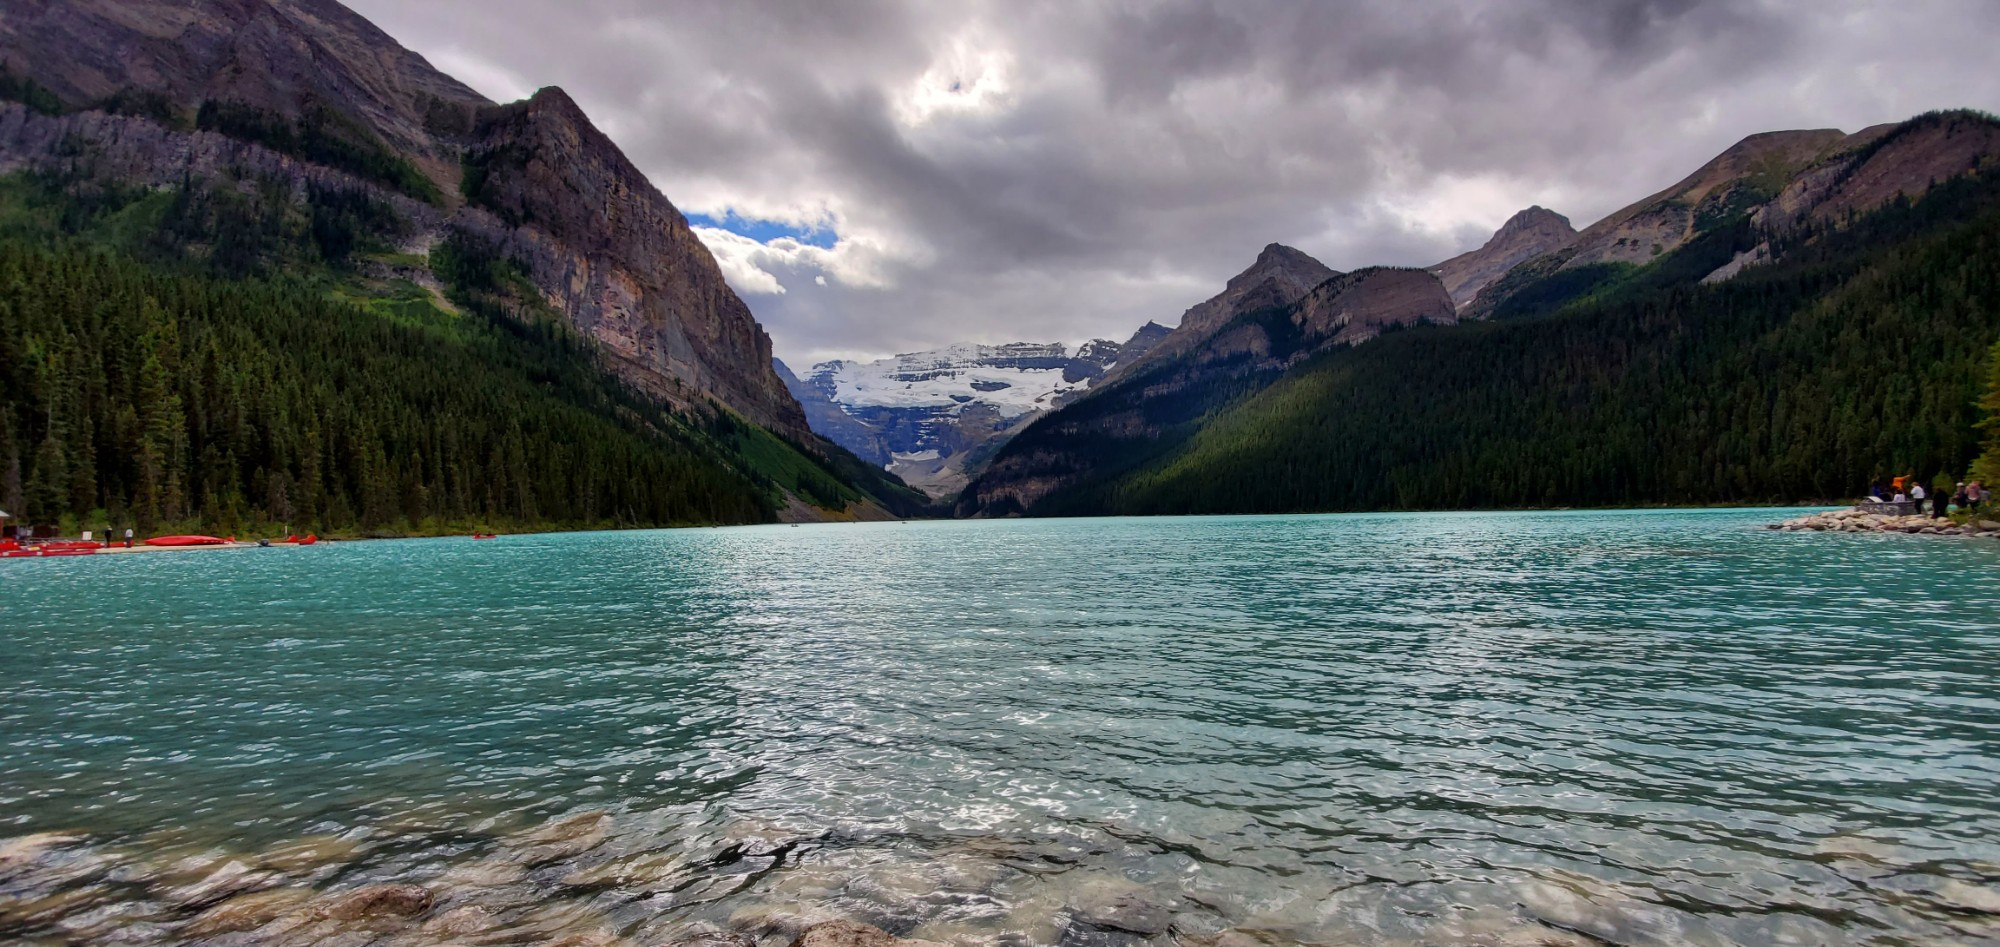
962,110 -> 2000,517
0,0 -> 927,532
0,169 -> 923,534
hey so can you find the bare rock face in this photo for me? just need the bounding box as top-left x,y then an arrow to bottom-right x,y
462,89 -> 809,437
1294,267 -> 1456,346
1430,206 -> 1577,310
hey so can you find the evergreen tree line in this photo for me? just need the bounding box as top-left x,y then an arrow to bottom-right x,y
1014,169 -> 2000,516
0,238 -> 782,534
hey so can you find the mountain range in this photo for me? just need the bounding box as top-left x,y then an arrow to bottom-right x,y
4,0 -> 1999,532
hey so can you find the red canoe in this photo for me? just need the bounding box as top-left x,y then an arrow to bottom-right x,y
144,535 -> 231,547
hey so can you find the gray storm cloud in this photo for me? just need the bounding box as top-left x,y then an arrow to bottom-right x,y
345,0 -> 2000,365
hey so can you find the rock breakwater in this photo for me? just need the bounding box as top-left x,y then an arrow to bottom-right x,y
1768,509 -> 2000,536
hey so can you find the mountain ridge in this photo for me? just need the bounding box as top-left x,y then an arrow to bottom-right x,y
962,108 -> 2000,518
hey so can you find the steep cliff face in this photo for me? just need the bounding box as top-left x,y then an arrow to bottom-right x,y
0,0 -> 812,441
1429,206 -> 1576,309
462,89 -> 806,435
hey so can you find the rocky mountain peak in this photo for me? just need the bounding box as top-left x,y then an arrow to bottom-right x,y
1498,206 -> 1573,237
1233,243 -> 1339,294
1430,206 -> 1578,310
1103,244 -> 1337,383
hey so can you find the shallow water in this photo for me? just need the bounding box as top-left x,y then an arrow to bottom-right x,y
2,509 -> 1999,945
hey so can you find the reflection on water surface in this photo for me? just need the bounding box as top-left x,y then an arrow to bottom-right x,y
2,510 -> 1997,944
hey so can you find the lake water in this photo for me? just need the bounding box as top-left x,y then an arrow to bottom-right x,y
2,509 -> 1998,946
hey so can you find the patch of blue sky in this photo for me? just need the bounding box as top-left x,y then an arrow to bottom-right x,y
685,210 -> 837,249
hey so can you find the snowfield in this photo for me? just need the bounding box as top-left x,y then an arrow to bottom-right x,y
810,343 -> 1098,419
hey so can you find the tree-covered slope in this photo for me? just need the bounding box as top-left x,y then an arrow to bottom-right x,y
984,167 -> 2000,516
0,168 -> 927,535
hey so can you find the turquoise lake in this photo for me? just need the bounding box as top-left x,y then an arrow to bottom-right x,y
2,508 -> 1998,945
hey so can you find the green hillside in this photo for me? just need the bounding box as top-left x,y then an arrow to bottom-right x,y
1021,168 -> 2000,515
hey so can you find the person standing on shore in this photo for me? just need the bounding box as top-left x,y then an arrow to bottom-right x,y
1911,480 -> 1927,514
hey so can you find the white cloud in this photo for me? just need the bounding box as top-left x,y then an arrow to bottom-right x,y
691,227 -> 788,294
895,27 -> 1017,126
424,48 -> 536,104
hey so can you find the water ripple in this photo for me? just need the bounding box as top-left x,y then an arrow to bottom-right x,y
2,509 -> 1998,945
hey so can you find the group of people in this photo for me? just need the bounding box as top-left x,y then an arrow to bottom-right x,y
1867,475 -> 1986,518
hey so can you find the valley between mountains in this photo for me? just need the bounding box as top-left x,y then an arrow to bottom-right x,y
4,0 -> 2000,536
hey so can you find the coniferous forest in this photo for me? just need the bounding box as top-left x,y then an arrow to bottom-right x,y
0,238 -> 790,534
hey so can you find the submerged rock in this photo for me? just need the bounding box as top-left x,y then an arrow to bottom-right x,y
791,919 -> 949,947
662,931 -> 757,947
1069,892 -> 1171,935
254,832 -> 365,879
182,887 -> 315,937
1936,878 -> 2000,915
0,832 -> 85,881
1058,880 -> 1176,947
310,881 -> 434,920
424,903 -> 503,937
0,832 -> 109,898
160,857 -> 282,911
512,810 -> 613,864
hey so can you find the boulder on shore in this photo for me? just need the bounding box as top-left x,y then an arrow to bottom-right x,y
1770,509 -> 1997,538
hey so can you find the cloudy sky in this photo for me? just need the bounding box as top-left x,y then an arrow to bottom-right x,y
347,0 -> 2000,367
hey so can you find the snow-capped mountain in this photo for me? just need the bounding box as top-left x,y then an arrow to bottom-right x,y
777,325 -> 1169,497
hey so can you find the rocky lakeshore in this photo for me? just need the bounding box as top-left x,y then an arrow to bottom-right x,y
1767,508 -> 2000,535
5,809 -> 1999,947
